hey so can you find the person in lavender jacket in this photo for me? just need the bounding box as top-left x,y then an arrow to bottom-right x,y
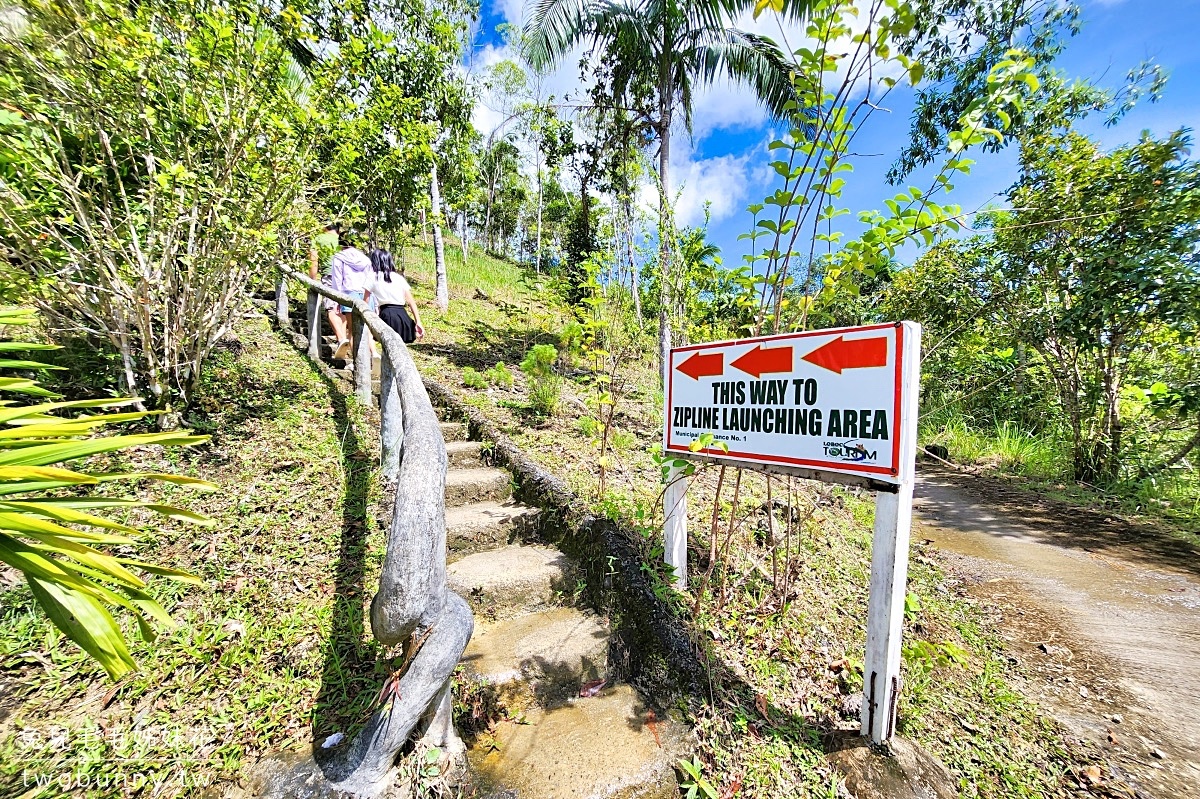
329,228 -> 373,360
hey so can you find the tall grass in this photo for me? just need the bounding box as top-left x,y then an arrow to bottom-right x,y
921,408 -> 1200,533
921,409 -> 1066,479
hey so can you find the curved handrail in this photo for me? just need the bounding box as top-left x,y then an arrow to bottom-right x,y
272,269 -> 473,796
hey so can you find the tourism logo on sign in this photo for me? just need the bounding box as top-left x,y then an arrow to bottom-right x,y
822,440 -> 878,464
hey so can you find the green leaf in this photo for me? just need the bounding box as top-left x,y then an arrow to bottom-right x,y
0,359 -> 63,370
0,502 -> 138,538
0,431 -> 209,467
26,574 -> 136,679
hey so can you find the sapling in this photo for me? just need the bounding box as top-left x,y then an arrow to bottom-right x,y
520,343 -> 562,416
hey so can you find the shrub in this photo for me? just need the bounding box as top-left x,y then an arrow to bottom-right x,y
462,367 -> 487,389
576,416 -> 600,437
520,344 -> 562,417
0,0 -> 314,409
558,321 -> 585,365
610,428 -> 637,452
484,362 -> 514,389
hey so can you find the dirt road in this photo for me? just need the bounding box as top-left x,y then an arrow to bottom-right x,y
913,468 -> 1200,798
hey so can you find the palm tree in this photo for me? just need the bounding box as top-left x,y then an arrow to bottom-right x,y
525,0 -> 812,382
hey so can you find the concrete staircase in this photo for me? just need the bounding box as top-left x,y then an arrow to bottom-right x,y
292,313 -> 688,798
435,417 -> 687,799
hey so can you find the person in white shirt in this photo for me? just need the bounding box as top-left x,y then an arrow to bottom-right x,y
364,249 -> 424,344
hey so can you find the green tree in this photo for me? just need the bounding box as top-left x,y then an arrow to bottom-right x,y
881,240 -> 1055,433
888,0 -> 1165,183
989,130 -> 1200,483
300,0 -> 475,309
525,0 -> 809,381
0,0 -> 314,409
481,138 -> 530,256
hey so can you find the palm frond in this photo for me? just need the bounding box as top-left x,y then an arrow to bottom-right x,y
698,28 -> 802,122
524,0 -> 604,70
0,312 -> 211,679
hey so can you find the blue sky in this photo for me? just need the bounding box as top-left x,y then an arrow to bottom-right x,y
468,0 -> 1200,269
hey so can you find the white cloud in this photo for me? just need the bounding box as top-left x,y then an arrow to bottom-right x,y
497,0 -> 528,26
691,78 -> 772,138
674,152 -> 756,226
637,145 -> 759,229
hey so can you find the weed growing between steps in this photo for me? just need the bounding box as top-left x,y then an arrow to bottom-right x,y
401,246 -> 1117,799
0,315 -> 397,795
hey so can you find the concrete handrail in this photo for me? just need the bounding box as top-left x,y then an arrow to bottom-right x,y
272,269 -> 473,797
282,267 -> 414,478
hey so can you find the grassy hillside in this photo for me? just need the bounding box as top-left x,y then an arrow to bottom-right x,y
398,242 -> 1110,799
0,317 -> 393,795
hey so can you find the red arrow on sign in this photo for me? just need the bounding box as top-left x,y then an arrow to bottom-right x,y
801,335 -> 888,374
676,351 -> 724,380
730,345 -> 793,378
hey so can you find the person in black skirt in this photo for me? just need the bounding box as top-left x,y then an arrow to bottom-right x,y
364,249 -> 424,343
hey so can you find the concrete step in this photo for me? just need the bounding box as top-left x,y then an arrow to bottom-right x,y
467,683 -> 687,799
459,607 -> 608,708
440,422 -> 468,442
445,467 -> 510,507
447,545 -> 569,619
319,345 -> 382,376
447,500 -> 540,559
446,440 -> 485,468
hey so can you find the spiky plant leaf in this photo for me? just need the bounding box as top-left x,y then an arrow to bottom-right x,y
0,309 -> 211,678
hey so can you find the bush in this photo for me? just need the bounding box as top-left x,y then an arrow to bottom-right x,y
462,367 -> 487,389
484,362 -> 514,389
576,416 -> 600,437
520,344 -> 562,417
0,0 -> 313,408
558,321 -> 585,365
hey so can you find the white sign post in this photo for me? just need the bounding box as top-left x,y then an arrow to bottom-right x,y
663,464 -> 688,591
661,321 -> 921,745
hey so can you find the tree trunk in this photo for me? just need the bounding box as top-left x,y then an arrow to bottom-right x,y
485,160 -> 498,253
656,101 -> 673,388
580,178 -> 591,255
1100,338 -> 1123,483
460,211 -> 469,264
625,197 -> 642,321
535,155 -> 544,275
419,207 -> 428,246
431,163 -> 448,313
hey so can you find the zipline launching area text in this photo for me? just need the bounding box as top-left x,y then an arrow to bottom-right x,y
665,322 -> 908,482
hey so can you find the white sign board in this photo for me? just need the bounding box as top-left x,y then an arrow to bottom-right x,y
660,321 -> 922,747
664,322 -> 916,484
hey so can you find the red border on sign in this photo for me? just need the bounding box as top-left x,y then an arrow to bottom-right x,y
664,322 -> 904,477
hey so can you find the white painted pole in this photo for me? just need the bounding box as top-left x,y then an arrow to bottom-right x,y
861,321 -> 922,745
664,464 -> 688,590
